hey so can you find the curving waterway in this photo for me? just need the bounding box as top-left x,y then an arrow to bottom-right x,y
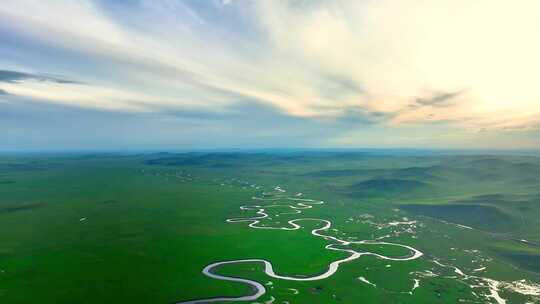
177,187 -> 423,303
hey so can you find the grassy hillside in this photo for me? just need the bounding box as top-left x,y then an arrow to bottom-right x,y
0,151 -> 539,303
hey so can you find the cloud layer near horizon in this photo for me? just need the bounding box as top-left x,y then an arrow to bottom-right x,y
1,0 -> 539,149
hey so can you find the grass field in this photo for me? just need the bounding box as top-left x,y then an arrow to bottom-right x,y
1,151 -> 539,303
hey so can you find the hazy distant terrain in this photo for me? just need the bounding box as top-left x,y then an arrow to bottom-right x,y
1,151 -> 539,303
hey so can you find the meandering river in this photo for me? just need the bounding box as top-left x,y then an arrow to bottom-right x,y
177,187 -> 423,303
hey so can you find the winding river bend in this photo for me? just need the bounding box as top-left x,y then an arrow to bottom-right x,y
177,187 -> 423,303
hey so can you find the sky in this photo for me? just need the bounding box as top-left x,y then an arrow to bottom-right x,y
1,0 -> 539,151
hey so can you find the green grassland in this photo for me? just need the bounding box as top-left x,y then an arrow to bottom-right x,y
0,151 -> 539,303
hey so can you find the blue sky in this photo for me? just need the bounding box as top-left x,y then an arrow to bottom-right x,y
1,0 -> 539,150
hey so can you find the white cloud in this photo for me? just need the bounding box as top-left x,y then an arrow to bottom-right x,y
1,0 -> 540,133
252,1 -> 540,130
